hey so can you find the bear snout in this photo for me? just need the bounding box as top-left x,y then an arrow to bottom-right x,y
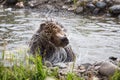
61,37 -> 69,45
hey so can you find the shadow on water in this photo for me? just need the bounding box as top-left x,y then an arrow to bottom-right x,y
0,8 -> 120,64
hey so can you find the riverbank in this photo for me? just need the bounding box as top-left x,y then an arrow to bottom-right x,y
0,49 -> 120,80
1,0 -> 120,18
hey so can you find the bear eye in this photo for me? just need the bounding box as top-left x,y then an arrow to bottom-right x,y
52,26 -> 56,28
44,30 -> 48,33
45,27 -> 49,29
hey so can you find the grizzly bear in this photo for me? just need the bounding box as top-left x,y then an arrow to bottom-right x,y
29,21 -> 75,64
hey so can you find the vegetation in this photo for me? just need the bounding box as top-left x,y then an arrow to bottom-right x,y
0,49 -> 82,80
66,73 -> 83,80
110,70 -> 120,80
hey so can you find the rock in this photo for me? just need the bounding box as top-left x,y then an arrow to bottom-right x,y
85,71 -> 99,80
74,69 -> 86,73
105,13 -> 111,17
48,0 -> 58,3
4,8 -> 12,12
104,0 -> 113,7
86,3 -> 96,11
28,0 -> 48,8
53,63 -> 67,69
6,0 -> 18,5
67,5 -> 76,11
75,6 -> 83,14
62,5 -> 69,9
114,0 -> 120,4
15,1 -> 24,8
118,14 -> 120,19
81,63 -> 92,70
64,0 -> 73,4
98,62 -> 120,76
78,65 -> 86,70
109,5 -> 120,14
44,61 -> 53,67
93,8 -> 100,15
109,56 -> 117,61
59,69 -> 68,76
96,1 -> 106,9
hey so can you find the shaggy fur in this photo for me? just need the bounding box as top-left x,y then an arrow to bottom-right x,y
29,21 -> 75,64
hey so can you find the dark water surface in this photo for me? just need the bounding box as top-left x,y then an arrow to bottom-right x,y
0,8 -> 120,64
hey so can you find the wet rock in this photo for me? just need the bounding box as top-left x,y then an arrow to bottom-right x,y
48,0 -> 60,4
15,1 -> 24,8
118,14 -> 120,19
104,0 -> 113,7
28,0 -> 48,8
114,0 -> 120,4
62,5 -> 69,9
64,0 -> 73,4
109,5 -> 120,14
98,62 -> 120,76
75,6 -> 83,14
105,13 -> 111,17
86,71 -> 99,80
59,69 -> 68,76
96,1 -> 106,9
78,65 -> 86,70
86,3 -> 96,11
93,8 -> 100,15
67,5 -> 76,11
45,61 -> 53,67
74,69 -> 86,73
6,0 -> 18,5
81,63 -> 92,70
4,8 -> 12,12
109,56 -> 117,61
53,63 -> 67,69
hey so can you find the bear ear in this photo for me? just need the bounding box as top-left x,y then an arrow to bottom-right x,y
40,23 -> 46,30
37,23 -> 46,33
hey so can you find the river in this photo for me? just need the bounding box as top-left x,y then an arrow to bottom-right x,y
0,8 -> 120,64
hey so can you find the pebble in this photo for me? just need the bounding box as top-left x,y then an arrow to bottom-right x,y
75,6 -> 83,14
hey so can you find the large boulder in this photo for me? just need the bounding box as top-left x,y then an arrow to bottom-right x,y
97,62 -> 120,76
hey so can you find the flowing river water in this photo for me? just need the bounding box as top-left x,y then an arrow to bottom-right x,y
0,8 -> 120,64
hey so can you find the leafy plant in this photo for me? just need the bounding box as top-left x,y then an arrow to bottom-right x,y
110,70 -> 120,80
0,49 -> 83,80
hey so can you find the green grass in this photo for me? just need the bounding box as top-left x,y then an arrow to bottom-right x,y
0,49 -> 83,80
66,73 -> 83,80
110,70 -> 120,80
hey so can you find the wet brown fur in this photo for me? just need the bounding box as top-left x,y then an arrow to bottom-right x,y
29,21 -> 75,64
